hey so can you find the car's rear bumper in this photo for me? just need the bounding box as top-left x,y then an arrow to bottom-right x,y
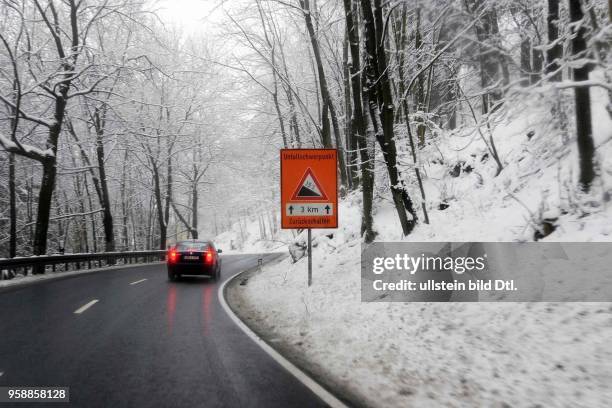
168,263 -> 215,276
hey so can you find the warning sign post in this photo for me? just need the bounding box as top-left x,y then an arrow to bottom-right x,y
281,149 -> 338,286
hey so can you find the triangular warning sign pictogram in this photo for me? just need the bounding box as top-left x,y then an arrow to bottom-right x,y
291,168 -> 329,201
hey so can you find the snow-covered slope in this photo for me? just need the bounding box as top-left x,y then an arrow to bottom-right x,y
224,89 -> 612,407
214,214 -> 290,254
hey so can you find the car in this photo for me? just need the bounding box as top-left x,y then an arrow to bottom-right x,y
166,240 -> 222,282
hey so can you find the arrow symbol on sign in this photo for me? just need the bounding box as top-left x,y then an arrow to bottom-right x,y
325,205 -> 330,214
289,205 -> 294,215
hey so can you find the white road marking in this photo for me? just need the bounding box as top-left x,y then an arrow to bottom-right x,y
129,278 -> 147,285
218,266 -> 347,408
74,299 -> 99,314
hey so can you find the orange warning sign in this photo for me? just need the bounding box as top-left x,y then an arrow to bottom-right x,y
281,149 -> 338,229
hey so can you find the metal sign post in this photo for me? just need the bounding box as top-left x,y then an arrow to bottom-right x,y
280,149 -> 338,287
307,229 -> 312,286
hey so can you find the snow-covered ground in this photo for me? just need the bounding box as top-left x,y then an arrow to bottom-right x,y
224,89 -> 612,406
215,213 -> 291,254
230,244 -> 612,407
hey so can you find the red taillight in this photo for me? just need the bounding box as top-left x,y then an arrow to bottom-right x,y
204,248 -> 214,265
168,249 -> 178,263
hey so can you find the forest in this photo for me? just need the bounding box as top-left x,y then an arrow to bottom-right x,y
1,0 -> 611,267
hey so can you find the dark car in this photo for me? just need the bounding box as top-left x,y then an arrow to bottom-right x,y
167,240 -> 222,282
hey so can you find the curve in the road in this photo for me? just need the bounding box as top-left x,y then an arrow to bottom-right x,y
0,253 -> 342,408
219,263 -> 347,408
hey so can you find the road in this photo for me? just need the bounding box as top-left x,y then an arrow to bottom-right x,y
0,254 -> 327,407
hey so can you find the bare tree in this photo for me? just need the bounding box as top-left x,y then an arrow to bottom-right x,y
361,0 -> 418,236
299,0 -> 349,190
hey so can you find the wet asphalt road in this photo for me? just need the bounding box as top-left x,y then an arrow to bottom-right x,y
0,254 -> 326,407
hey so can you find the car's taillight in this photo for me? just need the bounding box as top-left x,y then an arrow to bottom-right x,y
204,249 -> 214,265
168,250 -> 178,263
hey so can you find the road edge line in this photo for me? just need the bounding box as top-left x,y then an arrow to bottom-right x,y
218,262 -> 348,408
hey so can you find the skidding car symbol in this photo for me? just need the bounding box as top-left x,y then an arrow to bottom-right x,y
166,240 -> 222,282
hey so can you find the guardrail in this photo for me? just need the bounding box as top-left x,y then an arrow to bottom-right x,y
0,250 -> 166,280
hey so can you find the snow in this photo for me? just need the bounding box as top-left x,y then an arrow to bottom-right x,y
215,214 -> 291,254
224,89 -> 612,406
232,250 -> 612,406
229,197 -> 612,406
0,130 -> 55,159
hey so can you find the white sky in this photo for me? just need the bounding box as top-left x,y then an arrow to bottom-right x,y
154,0 -> 224,33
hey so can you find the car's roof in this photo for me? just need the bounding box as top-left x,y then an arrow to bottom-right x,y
176,239 -> 212,244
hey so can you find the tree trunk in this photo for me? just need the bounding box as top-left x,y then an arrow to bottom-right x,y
286,89 -> 302,147
362,0 -> 417,236
93,111 -> 115,253
30,0 -> 82,267
343,0 -> 376,242
33,91 -> 67,266
415,8 -> 427,148
164,142 -> 172,244
279,50 -> 302,147
120,148 -> 129,250
70,153 -> 88,253
33,156 -> 56,259
272,49 -> 289,148
530,46 -> 543,85
67,119 -> 115,253
342,29 -> 358,189
151,166 -> 167,250
520,37 -> 532,86
466,0 -> 505,112
569,0 -> 595,191
26,173 -> 34,245
300,0 -> 348,190
191,186 -> 199,239
546,0 -> 563,81
8,153 -> 16,258
392,5 -> 408,124
83,173 -> 97,252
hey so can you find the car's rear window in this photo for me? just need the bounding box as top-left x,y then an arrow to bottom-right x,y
176,242 -> 209,251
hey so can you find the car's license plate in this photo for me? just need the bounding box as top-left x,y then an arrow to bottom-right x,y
184,256 -> 199,260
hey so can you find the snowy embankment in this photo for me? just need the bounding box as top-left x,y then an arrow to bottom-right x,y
226,89 -> 612,407
229,199 -> 612,407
